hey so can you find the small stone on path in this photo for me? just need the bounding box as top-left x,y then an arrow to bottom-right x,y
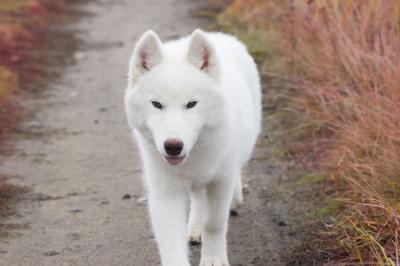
43,251 -> 60,256
122,194 -> 131,200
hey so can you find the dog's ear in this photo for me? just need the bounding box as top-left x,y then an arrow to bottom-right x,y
128,30 -> 162,85
187,29 -> 219,79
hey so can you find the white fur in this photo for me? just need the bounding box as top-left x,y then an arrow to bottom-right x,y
124,29 -> 261,266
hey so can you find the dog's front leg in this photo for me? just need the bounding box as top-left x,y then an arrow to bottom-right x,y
148,188 -> 189,266
200,177 -> 235,266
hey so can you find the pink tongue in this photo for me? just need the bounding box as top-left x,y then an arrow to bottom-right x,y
167,157 -> 184,165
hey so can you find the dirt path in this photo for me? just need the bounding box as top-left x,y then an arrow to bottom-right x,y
0,1 -> 300,265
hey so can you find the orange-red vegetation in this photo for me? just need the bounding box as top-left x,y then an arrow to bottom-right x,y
220,0 -> 400,264
0,0 -> 73,144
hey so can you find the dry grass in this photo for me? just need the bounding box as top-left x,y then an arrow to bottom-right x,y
218,0 -> 400,264
0,0 -> 77,143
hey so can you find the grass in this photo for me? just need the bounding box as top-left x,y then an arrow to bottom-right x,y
0,0 -> 40,146
214,0 -> 400,264
0,66 -> 18,99
312,199 -> 343,220
0,1 -> 25,15
209,21 -> 272,64
296,172 -> 326,186
0,0 -> 79,142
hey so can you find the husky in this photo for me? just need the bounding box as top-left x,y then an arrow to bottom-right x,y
124,29 -> 261,266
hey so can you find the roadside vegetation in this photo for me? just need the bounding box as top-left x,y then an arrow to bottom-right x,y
214,0 -> 400,264
0,0 -> 79,146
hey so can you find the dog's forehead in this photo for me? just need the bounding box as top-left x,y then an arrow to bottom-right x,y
141,63 -> 209,100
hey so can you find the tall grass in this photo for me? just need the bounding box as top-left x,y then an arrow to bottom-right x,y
219,0 -> 400,264
0,0 -> 74,145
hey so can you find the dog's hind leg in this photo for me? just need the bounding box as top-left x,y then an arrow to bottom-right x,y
230,174 -> 243,216
187,186 -> 206,245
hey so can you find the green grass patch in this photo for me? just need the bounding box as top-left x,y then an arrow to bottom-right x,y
311,199 -> 343,219
296,172 -> 343,220
235,30 -> 271,63
209,17 -> 272,64
0,66 -> 18,99
0,1 -> 25,15
296,172 -> 326,186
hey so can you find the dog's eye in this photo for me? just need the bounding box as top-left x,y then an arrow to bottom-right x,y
151,100 -> 163,110
186,100 -> 198,109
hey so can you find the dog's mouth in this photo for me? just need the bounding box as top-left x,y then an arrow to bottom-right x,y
165,155 -> 186,166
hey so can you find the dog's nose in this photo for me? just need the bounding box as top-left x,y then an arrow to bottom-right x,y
164,139 -> 184,156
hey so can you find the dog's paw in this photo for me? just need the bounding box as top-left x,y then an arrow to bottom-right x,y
188,227 -> 202,245
199,257 -> 229,266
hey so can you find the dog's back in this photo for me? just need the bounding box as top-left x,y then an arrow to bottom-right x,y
208,32 -> 261,166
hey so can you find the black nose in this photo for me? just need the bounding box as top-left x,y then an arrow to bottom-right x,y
164,139 -> 184,156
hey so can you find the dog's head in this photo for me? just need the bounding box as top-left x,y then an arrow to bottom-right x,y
125,30 -> 225,166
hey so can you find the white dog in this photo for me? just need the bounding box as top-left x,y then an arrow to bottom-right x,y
124,29 -> 261,266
